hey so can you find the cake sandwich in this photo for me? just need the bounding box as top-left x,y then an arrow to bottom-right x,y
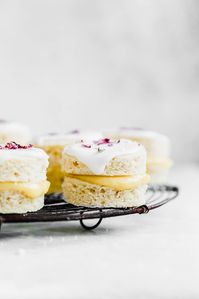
0,120 -> 31,144
0,142 -> 49,213
62,138 -> 150,207
105,128 -> 172,183
36,130 -> 102,193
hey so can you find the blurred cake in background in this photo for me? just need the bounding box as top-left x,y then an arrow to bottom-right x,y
105,128 -> 172,183
36,130 -> 102,193
0,120 -> 31,144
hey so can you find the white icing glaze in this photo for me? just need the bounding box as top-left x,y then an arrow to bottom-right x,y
0,122 -> 31,144
37,131 -> 103,146
63,139 -> 145,174
0,147 -> 49,165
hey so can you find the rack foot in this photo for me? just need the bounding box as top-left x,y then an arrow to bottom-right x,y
80,217 -> 103,230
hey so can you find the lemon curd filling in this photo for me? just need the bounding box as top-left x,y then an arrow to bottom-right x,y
47,166 -> 64,193
0,181 -> 50,198
37,145 -> 65,193
65,174 -> 150,191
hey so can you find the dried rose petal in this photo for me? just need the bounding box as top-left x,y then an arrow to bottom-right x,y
1,142 -> 33,150
5,142 -> 18,149
82,144 -> 91,148
95,138 -> 110,145
20,144 -> 33,149
80,140 -> 91,148
48,132 -> 58,136
69,129 -> 79,134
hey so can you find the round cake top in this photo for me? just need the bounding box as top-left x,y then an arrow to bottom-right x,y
106,127 -> 169,141
63,138 -> 144,174
37,130 -> 103,146
0,142 -> 49,164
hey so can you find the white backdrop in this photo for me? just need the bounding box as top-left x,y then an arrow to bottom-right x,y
0,0 -> 198,162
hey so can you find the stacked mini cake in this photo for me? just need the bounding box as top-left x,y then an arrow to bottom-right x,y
62,138 -> 150,207
106,128 -> 172,183
0,120 -> 31,144
36,130 -> 102,193
0,142 -> 49,213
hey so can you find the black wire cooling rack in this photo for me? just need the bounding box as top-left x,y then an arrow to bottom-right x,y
0,185 -> 179,230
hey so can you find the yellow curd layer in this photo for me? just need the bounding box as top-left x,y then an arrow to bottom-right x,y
47,166 -> 64,193
38,145 -> 64,193
0,181 -> 50,198
65,174 -> 150,191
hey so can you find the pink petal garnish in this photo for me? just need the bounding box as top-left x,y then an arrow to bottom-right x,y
95,138 -> 110,145
80,140 -> 91,148
69,129 -> 79,134
82,144 -> 91,148
1,142 -> 33,150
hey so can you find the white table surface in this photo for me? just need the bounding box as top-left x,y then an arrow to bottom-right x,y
0,164 -> 198,299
